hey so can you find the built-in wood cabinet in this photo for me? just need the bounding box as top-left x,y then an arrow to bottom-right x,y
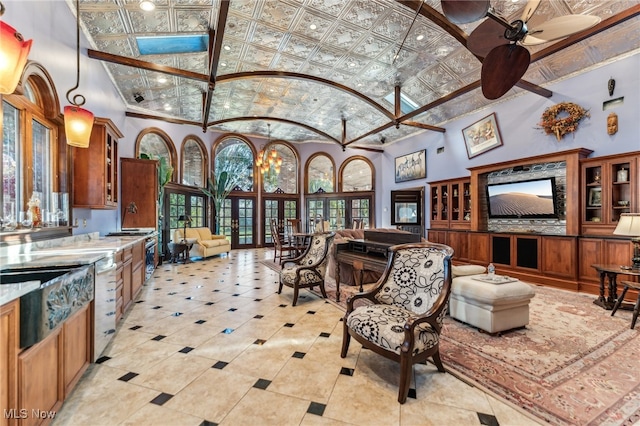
1,300 -> 19,426
429,177 -> 471,230
581,152 -> 639,235
72,118 -> 123,209
116,240 -> 146,319
120,158 -> 158,229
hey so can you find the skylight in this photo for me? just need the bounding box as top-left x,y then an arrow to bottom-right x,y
383,91 -> 419,114
136,35 -> 208,55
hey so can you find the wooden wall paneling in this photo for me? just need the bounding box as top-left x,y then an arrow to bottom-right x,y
577,238 -> 604,284
448,231 -> 469,261
605,239 -> 634,270
541,236 -> 577,279
469,232 -> 490,265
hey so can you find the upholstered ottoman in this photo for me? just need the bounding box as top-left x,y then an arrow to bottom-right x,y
449,275 -> 536,334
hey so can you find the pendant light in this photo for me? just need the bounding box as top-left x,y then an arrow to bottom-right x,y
64,0 -> 94,148
0,2 -> 33,94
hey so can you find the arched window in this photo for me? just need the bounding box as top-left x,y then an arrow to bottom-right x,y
340,156 -> 374,192
180,136 -> 207,187
306,153 -> 335,193
212,135 -> 254,192
262,141 -> 298,194
135,128 -> 177,182
2,62 -> 63,234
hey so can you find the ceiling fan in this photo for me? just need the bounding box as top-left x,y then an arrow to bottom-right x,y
441,0 -> 601,99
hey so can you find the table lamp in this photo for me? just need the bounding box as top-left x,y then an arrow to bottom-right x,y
178,215 -> 191,243
613,213 -> 640,269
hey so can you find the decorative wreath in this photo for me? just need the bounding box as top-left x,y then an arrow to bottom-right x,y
539,102 -> 589,141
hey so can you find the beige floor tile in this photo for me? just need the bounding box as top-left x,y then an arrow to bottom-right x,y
119,403 -> 203,426
400,402 -> 481,425
129,353 -> 214,394
219,387 -> 309,425
103,339 -> 184,373
485,394 -> 543,426
164,368 -> 256,423
190,331 -> 256,362
269,356 -> 341,403
222,340 -> 297,380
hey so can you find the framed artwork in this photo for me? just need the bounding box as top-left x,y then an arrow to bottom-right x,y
462,113 -> 503,159
588,187 -> 602,206
395,149 -> 426,183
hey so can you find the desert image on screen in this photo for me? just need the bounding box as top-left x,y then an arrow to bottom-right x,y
487,179 -> 555,217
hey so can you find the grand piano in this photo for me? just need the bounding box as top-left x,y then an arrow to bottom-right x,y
334,229 -> 422,302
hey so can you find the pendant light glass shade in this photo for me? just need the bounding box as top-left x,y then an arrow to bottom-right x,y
0,21 -> 32,94
64,105 -> 94,148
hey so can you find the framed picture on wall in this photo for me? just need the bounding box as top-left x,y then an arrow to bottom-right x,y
395,149 -> 426,183
462,113 -> 503,159
588,187 -> 602,206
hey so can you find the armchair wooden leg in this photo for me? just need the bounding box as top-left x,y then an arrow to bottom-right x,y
277,280 -> 283,294
340,324 -> 350,358
432,350 -> 445,372
319,283 -> 328,299
292,287 -> 299,306
398,353 -> 412,404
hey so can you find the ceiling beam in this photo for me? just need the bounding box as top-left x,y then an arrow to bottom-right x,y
402,121 -> 447,133
206,116 -> 342,145
201,1 -> 229,132
126,111 -> 201,126
217,71 -> 396,121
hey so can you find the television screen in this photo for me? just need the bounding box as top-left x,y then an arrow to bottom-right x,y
486,177 -> 558,218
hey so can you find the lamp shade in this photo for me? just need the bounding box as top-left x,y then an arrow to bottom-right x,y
178,215 -> 191,223
64,105 -> 94,148
613,213 -> 640,236
0,21 -> 32,94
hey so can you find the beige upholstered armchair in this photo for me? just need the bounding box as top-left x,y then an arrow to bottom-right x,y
340,242 -> 454,403
278,232 -> 335,306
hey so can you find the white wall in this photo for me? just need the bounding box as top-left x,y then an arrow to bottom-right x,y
6,1 -> 639,235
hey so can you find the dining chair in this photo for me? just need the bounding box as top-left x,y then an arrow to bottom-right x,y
286,218 -> 306,255
270,218 -> 297,264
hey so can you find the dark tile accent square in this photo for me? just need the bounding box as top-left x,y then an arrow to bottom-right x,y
118,372 -> 138,382
232,293 -> 240,296
212,361 -> 228,369
135,300 -> 145,303
195,320 -> 206,324
129,325 -> 142,331
408,388 -> 417,399
254,315 -> 264,319
152,335 -> 166,341
477,413 -> 499,426
168,292 -> 177,295
284,323 -> 294,328
254,339 -> 266,345
253,378 -> 271,390
185,296 -> 193,300
199,421 -> 218,426
279,304 -> 287,308
340,367 -> 354,376
171,312 -> 183,316
254,298 -> 262,302
95,356 -> 111,364
319,332 -> 330,338
307,310 -> 316,315
307,401 -> 326,416
152,306 -> 162,309
150,392 -> 174,406
179,346 -> 194,354
228,308 -> 237,312
292,351 -> 305,359
213,289 -> 221,292
222,328 -> 234,334
205,302 -> 215,305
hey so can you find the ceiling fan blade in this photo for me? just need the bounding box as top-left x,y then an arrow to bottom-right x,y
467,18 -> 509,58
522,15 -> 601,45
520,0 -> 541,23
441,0 -> 490,24
481,44 -> 531,100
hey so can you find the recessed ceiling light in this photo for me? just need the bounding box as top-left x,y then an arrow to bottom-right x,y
309,24 -> 317,30
416,34 -> 424,41
436,46 -> 451,56
223,45 -> 231,51
157,76 -> 167,83
139,0 -> 155,12
224,104 -> 230,109
164,103 -> 171,111
349,62 -> 356,67
220,62 -> 227,67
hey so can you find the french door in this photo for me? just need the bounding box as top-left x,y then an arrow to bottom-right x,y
263,197 -> 299,246
219,196 -> 256,249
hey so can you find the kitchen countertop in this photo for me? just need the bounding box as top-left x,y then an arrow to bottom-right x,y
1,232 -> 156,305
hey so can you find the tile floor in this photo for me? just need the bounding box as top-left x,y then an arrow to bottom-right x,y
52,248 -> 542,426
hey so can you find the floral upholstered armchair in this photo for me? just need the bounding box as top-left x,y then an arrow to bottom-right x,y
278,232 -> 335,306
340,242 -> 454,403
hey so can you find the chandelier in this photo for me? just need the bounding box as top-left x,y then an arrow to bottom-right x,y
256,123 -> 282,176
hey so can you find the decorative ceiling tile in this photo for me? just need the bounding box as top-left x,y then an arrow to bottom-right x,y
343,0 -> 387,30
80,10 -> 127,34
229,0 -> 259,19
308,0 -> 348,18
175,9 -> 212,32
128,10 -> 171,33
324,24 -> 365,49
251,24 -> 287,50
260,1 -> 298,31
93,37 -> 135,56
371,10 -> 413,41
282,35 -> 318,58
353,36 -> 392,59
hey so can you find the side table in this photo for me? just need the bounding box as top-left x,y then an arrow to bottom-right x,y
168,242 -> 191,264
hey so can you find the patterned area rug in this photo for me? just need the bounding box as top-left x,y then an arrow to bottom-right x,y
261,258 -> 640,426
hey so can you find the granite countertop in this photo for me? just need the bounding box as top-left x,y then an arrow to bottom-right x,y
1,232 -> 155,305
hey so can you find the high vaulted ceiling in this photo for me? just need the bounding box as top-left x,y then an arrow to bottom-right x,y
72,0 -> 639,150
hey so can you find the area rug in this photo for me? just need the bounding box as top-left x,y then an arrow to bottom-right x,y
260,257 -> 640,426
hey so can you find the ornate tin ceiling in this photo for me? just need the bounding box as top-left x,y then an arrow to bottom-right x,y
73,0 -> 639,149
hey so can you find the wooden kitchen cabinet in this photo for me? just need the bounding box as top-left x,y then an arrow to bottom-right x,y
72,117 -> 123,209
1,300 -> 19,426
120,158 -> 158,229
131,240 -> 145,301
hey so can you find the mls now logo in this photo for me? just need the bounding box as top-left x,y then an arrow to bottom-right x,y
4,409 -> 56,419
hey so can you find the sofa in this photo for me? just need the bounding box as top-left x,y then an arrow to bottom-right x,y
173,227 -> 231,259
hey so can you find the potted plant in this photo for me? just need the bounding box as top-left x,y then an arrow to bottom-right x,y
201,170 -> 234,234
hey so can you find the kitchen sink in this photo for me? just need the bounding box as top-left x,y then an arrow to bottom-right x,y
1,265 -> 94,348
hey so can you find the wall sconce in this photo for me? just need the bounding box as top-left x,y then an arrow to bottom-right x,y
613,213 -> 640,270
64,0 -> 94,148
0,3 -> 33,94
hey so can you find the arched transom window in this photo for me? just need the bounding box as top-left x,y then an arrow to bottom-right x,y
307,154 -> 334,193
136,128 -> 177,182
262,142 -> 297,194
213,136 -> 254,192
341,157 -> 373,192
181,136 -> 207,187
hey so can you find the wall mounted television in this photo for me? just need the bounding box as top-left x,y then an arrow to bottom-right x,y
486,177 -> 559,219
